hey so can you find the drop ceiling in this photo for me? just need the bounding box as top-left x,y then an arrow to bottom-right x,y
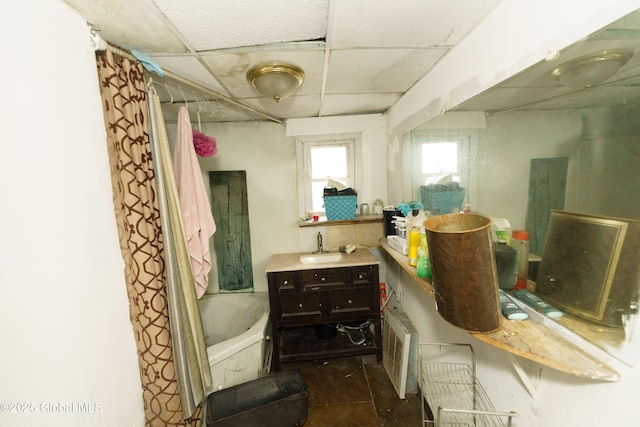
64,1 -> 640,122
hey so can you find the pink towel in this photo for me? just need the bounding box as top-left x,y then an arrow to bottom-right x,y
174,107 -> 216,298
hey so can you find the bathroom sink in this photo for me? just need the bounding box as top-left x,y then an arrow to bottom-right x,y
299,253 -> 343,264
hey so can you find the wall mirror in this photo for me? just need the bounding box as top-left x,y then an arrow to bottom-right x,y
408,9 -> 640,366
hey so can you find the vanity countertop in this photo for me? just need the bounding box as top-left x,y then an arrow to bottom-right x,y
266,248 -> 380,273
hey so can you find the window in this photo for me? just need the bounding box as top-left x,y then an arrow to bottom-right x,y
410,131 -> 476,210
420,141 -> 460,184
296,136 -> 356,216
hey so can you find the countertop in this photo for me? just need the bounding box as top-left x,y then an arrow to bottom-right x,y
265,248 -> 380,273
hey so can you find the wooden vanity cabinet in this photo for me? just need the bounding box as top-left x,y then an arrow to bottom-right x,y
267,263 -> 382,371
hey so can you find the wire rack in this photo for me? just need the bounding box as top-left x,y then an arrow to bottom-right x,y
419,343 -> 517,427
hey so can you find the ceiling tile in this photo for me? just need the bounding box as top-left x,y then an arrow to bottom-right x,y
65,0 -> 187,53
242,94 -> 321,119
321,93 -> 402,117
331,0 -> 500,48
152,0 -> 328,51
201,49 -> 325,98
455,87 -> 569,112
154,56 -> 227,93
326,48 -> 447,93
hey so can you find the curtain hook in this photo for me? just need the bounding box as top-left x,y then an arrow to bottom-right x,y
204,96 -> 216,118
178,84 -> 189,109
193,90 -> 202,112
164,82 -> 174,103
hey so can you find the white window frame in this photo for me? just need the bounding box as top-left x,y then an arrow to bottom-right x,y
409,130 -> 478,210
296,134 -> 359,218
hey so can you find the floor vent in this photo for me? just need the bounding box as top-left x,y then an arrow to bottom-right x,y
383,307 -> 418,399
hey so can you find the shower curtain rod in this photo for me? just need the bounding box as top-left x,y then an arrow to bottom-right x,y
88,27 -> 282,124
159,70 -> 283,124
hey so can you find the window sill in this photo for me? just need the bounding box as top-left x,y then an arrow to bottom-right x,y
298,214 -> 384,227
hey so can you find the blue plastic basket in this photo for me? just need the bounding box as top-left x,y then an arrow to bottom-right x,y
420,185 -> 466,215
323,195 -> 357,220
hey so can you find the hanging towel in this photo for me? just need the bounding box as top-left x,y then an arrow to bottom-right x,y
174,106 -> 216,298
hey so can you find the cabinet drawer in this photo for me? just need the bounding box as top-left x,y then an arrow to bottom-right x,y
329,288 -> 371,316
280,294 -> 322,320
301,268 -> 347,291
273,271 -> 296,293
351,266 -> 372,286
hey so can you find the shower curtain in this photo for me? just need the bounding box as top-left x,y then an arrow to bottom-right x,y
96,48 -> 209,426
147,85 -> 212,415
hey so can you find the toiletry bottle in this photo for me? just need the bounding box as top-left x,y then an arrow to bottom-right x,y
513,289 -> 562,319
407,227 -> 420,266
416,229 -> 431,279
499,290 -> 528,320
511,230 -> 530,290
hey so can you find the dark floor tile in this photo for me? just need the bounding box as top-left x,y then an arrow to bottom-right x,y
305,402 -> 380,427
280,355 -> 422,426
364,363 -> 423,426
284,357 -> 372,406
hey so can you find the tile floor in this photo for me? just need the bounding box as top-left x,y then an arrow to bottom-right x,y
281,355 -> 423,427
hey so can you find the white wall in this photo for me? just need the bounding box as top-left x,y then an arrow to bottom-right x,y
0,1 -> 144,426
181,115 -> 388,294
189,121 -> 299,293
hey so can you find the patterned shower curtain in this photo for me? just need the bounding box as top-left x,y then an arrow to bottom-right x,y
96,49 -> 207,426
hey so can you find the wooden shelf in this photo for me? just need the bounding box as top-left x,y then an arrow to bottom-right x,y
379,238 -> 620,382
298,215 -> 384,227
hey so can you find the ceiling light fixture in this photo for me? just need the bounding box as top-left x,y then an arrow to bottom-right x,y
551,50 -> 633,89
246,62 -> 305,103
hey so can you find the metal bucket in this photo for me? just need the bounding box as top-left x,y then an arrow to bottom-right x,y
424,213 -> 501,332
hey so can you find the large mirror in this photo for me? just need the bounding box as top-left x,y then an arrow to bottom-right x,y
409,9 -> 640,366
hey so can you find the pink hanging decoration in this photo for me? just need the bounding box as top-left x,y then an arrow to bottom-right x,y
192,129 -> 218,157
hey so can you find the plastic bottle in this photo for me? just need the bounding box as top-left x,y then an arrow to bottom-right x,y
416,229 -> 432,279
407,227 -> 421,266
511,230 -> 530,290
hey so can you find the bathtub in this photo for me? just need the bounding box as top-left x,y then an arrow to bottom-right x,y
198,292 -> 272,393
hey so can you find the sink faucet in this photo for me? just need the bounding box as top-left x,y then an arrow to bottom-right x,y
315,231 -> 327,253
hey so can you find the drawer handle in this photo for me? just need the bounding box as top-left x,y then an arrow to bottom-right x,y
348,299 -> 353,304
358,274 -> 365,280
298,303 -> 303,308
321,277 -> 326,282
283,280 -> 288,285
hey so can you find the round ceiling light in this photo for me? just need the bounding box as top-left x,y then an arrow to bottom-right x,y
246,62 -> 305,103
550,50 -> 633,89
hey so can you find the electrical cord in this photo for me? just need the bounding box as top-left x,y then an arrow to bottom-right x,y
334,320 -> 371,345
